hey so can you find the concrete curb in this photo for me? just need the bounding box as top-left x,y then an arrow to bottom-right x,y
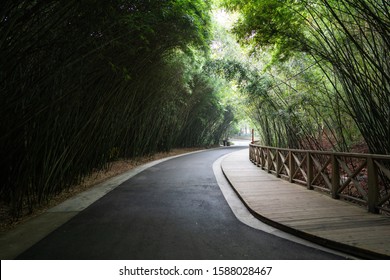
220,149 -> 390,260
0,149 -> 209,259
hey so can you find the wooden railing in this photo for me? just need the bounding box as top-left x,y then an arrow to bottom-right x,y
249,144 -> 390,214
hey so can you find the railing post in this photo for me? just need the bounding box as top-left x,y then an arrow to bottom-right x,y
267,149 -> 272,173
255,147 -> 258,166
276,149 -> 281,177
331,154 -> 339,199
306,152 -> 313,190
367,156 -> 379,214
260,147 -> 265,170
289,151 -> 295,183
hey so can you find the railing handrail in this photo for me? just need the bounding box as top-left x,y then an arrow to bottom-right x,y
249,143 -> 390,160
249,143 -> 390,214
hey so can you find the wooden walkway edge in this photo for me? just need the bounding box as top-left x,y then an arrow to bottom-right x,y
221,149 -> 390,259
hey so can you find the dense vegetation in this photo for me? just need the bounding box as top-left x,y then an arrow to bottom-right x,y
2,0 -> 389,219
214,0 -> 390,212
220,0 -> 390,154
0,1 -> 235,218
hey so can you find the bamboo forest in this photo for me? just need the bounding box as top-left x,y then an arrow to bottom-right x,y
1,0 -> 389,219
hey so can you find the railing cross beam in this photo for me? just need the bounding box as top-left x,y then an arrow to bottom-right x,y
249,143 -> 390,214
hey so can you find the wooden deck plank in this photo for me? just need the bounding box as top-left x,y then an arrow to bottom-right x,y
221,148 -> 390,258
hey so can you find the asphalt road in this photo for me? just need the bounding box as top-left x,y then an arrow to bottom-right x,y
17,146 -> 344,259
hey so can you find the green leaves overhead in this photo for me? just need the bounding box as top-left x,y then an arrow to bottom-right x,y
221,0 -> 390,155
222,0 -> 307,61
5,0 -> 389,221
0,0 -> 234,219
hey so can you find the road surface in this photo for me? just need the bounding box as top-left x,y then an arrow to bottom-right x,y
17,145 -> 344,259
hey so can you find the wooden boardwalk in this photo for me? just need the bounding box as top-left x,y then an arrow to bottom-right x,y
221,149 -> 390,259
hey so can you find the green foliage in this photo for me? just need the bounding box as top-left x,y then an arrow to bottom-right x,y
220,0 -> 390,155
221,0 -> 308,62
0,0 -> 233,218
306,0 -> 390,155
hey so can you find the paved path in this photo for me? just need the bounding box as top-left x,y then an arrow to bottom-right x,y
8,146 -> 343,260
221,149 -> 390,259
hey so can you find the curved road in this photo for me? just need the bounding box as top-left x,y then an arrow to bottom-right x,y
17,146 -> 344,259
